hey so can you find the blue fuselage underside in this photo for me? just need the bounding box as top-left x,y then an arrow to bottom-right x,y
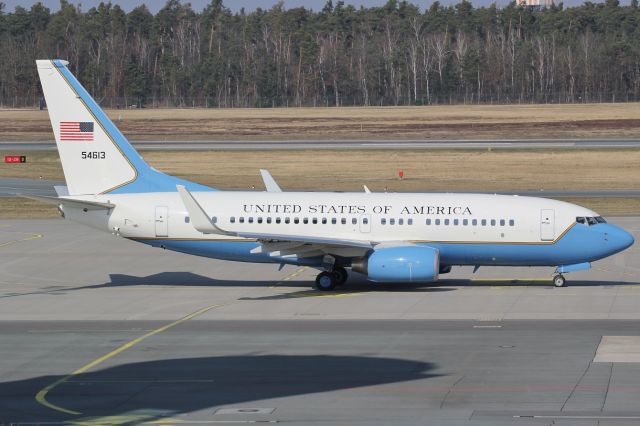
136,223 -> 629,268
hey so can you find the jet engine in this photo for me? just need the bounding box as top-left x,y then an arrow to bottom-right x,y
352,246 -> 440,283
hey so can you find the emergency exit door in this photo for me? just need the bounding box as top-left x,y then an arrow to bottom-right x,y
540,209 -> 555,241
360,214 -> 371,233
155,206 -> 169,237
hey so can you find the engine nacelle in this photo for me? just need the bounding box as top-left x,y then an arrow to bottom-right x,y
352,246 -> 440,283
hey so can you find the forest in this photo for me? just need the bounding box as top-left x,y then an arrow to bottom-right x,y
1,0 -> 639,107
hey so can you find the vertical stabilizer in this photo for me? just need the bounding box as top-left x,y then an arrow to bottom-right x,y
36,59 -> 212,195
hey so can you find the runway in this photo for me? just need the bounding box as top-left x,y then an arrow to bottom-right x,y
0,218 -> 639,424
2,177 -> 640,198
2,137 -> 640,150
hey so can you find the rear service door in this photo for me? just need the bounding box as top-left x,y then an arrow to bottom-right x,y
155,206 -> 169,237
540,209 -> 555,241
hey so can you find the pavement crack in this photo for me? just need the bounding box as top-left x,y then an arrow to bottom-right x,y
560,360 -> 592,411
440,374 -> 465,409
601,363 -> 614,411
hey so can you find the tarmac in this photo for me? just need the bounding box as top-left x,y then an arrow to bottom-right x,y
2,177 -> 640,198
0,218 -> 639,425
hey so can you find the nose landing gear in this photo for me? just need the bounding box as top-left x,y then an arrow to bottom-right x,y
553,274 -> 566,287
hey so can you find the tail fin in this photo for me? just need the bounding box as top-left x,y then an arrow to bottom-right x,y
36,59 -> 212,195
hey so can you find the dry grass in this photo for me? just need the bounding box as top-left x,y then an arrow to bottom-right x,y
3,103 -> 640,141
0,197 -> 59,219
2,149 -> 639,192
1,148 -> 639,218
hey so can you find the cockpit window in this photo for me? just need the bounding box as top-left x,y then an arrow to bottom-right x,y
577,216 -> 606,226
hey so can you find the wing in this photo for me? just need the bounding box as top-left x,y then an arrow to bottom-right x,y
177,185 -> 374,259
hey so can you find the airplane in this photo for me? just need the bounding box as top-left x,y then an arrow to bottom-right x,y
29,59 -> 634,291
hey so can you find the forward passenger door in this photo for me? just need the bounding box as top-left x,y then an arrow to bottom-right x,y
540,209 -> 555,241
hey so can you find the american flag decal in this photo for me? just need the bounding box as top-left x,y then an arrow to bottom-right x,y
59,121 -> 94,141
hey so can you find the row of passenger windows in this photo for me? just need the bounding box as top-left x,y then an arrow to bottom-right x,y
221,216 -> 515,227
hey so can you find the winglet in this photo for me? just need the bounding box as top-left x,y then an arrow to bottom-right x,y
363,185 -> 371,194
176,185 -> 229,235
260,169 -> 283,192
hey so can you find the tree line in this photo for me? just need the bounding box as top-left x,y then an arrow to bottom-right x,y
1,0 -> 639,108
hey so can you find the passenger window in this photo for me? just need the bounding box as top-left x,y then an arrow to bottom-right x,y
435,219 -> 440,225
285,217 -> 290,224
352,218 -> 357,225
500,219 -> 505,226
453,219 -> 459,226
381,218 -> 386,225
248,217 -> 254,223
426,219 -> 431,225
509,219 -> 515,226
239,217 -> 245,223
390,218 -> 395,225
444,219 -> 450,225
275,217 -> 281,224
185,216 -> 191,223
341,218 -> 347,225
398,218 -> 403,225
322,218 -> 327,224
331,218 -> 337,224
294,218 -> 299,224
230,217 -> 236,223
408,218 -> 413,225
257,217 -> 263,224
312,218 -> 318,224
267,217 -> 272,224
463,219 -> 468,226
481,219 -> 487,226
212,217 -> 218,223
303,218 -> 309,224
472,219 -> 477,226
491,219 -> 496,226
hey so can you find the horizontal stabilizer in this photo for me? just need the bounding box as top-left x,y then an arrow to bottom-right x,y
20,194 -> 114,210
54,186 -> 69,196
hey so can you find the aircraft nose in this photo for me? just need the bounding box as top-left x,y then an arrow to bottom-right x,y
604,224 -> 635,253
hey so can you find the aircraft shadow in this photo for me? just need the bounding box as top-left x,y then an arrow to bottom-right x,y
0,354 -> 439,424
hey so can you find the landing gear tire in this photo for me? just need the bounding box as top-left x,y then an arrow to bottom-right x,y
553,274 -> 566,288
315,271 -> 337,291
333,267 -> 348,286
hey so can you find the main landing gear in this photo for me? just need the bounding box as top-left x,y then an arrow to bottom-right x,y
315,267 -> 349,291
553,274 -> 566,288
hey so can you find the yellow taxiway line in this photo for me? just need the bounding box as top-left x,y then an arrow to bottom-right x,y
35,302 -> 228,416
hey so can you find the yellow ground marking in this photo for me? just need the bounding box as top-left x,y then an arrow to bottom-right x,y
0,232 -> 43,248
269,267 -> 306,288
35,302 -> 228,416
